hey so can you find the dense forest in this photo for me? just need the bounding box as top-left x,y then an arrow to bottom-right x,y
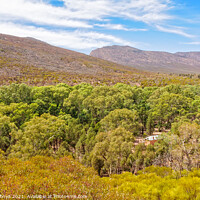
0,83 -> 200,199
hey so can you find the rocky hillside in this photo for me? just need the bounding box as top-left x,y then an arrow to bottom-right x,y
0,34 -> 138,75
175,52 -> 200,62
0,33 -> 145,86
90,45 -> 200,74
0,33 -> 200,87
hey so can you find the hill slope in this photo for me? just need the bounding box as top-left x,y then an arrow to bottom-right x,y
0,34 -> 134,75
0,33 -> 200,86
90,45 -> 200,74
0,33 -> 144,85
175,52 -> 200,62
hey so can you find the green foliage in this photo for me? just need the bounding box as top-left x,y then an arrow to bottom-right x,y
63,83 -> 93,121
1,155 -> 200,199
0,114 -> 17,152
92,127 -> 135,175
170,122 -> 200,171
149,91 -> 192,130
0,102 -> 39,127
0,83 -> 199,176
99,108 -> 141,134
9,114 -> 69,159
0,156 -> 128,199
104,168 -> 200,200
0,83 -> 199,199
32,84 -> 71,115
82,85 -> 137,123
0,83 -> 32,104
59,114 -> 84,149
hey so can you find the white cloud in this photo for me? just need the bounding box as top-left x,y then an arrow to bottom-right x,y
182,42 -> 200,45
62,0 -> 173,23
156,25 -> 195,38
0,0 -> 172,27
117,0 -> 173,24
0,0 -> 92,28
0,22 -> 132,50
95,23 -> 147,31
0,0 -> 192,50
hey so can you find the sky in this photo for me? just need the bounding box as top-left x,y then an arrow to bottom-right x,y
0,0 -> 200,54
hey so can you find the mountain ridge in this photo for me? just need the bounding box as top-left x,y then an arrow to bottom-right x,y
0,34 -> 144,75
1,33 -> 200,87
90,45 -> 200,74
0,33 -> 151,86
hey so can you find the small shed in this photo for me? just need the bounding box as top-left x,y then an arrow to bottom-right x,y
144,135 -> 160,146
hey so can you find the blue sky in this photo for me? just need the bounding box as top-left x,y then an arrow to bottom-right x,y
0,0 -> 200,54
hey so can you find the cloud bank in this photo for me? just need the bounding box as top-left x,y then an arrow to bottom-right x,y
0,0 -> 195,51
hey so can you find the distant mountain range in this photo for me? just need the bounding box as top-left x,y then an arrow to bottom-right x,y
90,45 -> 200,74
0,33 -> 149,86
1,33 -> 200,87
0,34 -> 129,75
